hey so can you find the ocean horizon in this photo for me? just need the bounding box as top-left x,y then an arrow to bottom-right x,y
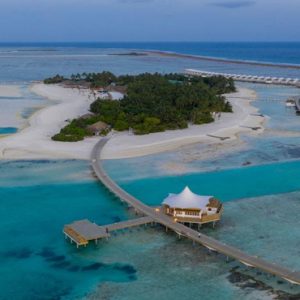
1,41 -> 300,66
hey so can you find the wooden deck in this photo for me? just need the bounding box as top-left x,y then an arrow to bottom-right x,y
64,220 -> 108,247
91,138 -> 300,285
64,216 -> 153,248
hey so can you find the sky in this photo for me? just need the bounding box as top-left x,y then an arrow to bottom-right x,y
0,0 -> 299,42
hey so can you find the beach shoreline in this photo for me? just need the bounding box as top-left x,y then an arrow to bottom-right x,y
101,87 -> 265,159
0,83 -> 265,160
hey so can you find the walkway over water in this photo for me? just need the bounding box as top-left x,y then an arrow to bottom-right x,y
184,69 -> 300,87
91,138 -> 300,285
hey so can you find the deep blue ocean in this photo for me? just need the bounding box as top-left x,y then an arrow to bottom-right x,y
0,42 -> 300,83
1,42 -> 300,299
1,42 -> 300,65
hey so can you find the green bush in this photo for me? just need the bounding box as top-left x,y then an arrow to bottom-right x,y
52,133 -> 84,142
44,74 -> 65,84
192,111 -> 214,125
114,120 -> 129,131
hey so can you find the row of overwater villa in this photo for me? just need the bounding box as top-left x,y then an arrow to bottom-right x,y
184,68 -> 300,87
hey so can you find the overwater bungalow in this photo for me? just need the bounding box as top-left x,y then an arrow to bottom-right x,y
162,186 -> 223,226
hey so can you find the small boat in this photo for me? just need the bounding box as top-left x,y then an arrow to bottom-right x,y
286,99 -> 296,107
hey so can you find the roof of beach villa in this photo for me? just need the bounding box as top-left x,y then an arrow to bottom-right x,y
162,186 -> 213,210
87,121 -> 109,132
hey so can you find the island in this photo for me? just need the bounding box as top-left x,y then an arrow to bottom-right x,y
43,71 -> 235,142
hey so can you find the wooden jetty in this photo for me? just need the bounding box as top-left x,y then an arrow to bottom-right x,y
89,138 -> 300,285
64,216 -> 153,248
64,220 -> 107,247
184,69 -> 300,87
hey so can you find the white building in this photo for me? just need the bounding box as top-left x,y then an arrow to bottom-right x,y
162,186 -> 223,225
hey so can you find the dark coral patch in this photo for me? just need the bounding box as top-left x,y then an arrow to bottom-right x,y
112,216 -> 121,223
128,274 -> 137,280
4,247 -> 33,259
36,247 -> 56,258
51,261 -> 71,269
81,262 -> 104,271
114,264 -> 137,274
46,255 -> 66,262
68,266 -> 80,272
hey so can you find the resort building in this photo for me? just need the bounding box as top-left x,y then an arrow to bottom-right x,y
162,186 -> 223,226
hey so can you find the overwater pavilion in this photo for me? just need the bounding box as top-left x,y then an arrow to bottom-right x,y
162,186 -> 223,226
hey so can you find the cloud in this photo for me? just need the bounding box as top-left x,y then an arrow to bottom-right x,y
211,1 -> 256,9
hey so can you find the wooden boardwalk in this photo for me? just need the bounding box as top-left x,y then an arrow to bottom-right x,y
105,216 -> 153,231
64,216 -> 153,248
91,138 -> 300,285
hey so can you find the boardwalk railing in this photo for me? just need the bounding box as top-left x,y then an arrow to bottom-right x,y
91,138 -> 300,285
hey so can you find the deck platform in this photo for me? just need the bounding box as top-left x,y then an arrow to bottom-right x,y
64,220 -> 108,247
64,216 -> 153,248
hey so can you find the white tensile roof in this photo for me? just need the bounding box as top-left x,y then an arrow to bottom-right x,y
162,186 -> 212,210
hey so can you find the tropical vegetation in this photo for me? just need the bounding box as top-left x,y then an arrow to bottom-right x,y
46,71 -> 235,141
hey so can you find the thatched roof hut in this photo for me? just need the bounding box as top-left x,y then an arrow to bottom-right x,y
87,121 -> 110,136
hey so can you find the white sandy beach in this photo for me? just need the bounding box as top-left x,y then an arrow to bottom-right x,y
0,83 -> 265,160
102,88 -> 264,159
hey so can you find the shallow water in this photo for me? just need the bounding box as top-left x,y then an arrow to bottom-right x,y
0,84 -> 47,131
0,160 -> 135,300
118,160 -> 300,205
104,82 -> 300,181
2,160 -> 300,300
0,127 -> 17,134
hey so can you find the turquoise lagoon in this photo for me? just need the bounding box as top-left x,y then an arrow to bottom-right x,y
0,127 -> 17,135
117,160 -> 300,205
1,158 -> 300,299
